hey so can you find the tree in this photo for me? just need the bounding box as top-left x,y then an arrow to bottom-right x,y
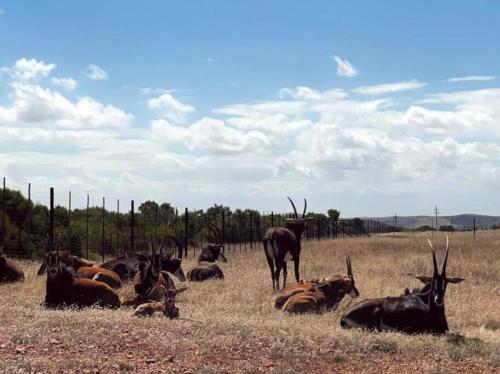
327,209 -> 340,221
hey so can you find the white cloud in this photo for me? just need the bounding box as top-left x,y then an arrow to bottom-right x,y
0,82 -> 133,129
51,77 -> 77,90
353,80 -> 426,96
446,75 -> 495,83
85,64 -> 108,80
333,56 -> 358,78
1,58 -> 55,81
140,87 -> 168,95
148,92 -> 194,123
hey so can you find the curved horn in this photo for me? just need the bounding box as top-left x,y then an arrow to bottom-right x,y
302,198 -> 307,218
346,255 -> 353,278
206,223 -> 219,242
164,235 -> 183,258
149,234 -> 156,255
427,238 -> 439,276
441,236 -> 450,277
158,235 -> 166,256
287,196 -> 298,219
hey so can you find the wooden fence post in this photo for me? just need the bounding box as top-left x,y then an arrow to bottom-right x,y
86,194 -> 89,258
131,200 -> 135,252
102,197 -> 105,262
184,207 -> 188,258
49,187 -> 54,251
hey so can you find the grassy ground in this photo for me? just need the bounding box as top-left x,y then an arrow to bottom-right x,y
0,231 -> 499,373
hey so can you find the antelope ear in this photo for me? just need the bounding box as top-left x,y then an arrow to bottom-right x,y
415,276 -> 432,284
446,277 -> 465,284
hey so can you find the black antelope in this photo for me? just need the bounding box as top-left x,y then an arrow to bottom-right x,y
186,262 -> 224,282
198,223 -> 227,263
263,197 -> 311,290
43,250 -> 120,309
279,256 -> 360,313
0,248 -> 25,283
133,287 -> 179,319
123,236 -> 186,307
100,236 -> 185,282
341,237 -> 464,334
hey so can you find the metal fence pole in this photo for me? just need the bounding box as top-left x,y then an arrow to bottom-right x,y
86,194 -> 89,259
102,197 -> 105,262
131,200 -> 135,252
116,198 -> 120,256
1,177 -> 5,248
184,207 -> 188,258
49,187 -> 54,251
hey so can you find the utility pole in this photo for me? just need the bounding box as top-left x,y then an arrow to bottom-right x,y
434,206 -> 439,232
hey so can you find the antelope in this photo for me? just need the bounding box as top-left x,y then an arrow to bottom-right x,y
279,256 -> 360,313
43,249 -> 120,309
198,223 -> 227,263
0,248 -> 25,283
123,236 -> 186,307
263,196 -> 311,290
341,237 -> 464,334
75,266 -> 122,289
133,287 -> 179,319
37,251 -> 94,275
186,262 -> 224,282
100,236 -> 185,282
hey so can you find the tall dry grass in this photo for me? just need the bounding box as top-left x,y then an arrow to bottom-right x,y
0,231 -> 498,373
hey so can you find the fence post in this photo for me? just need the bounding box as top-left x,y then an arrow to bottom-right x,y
184,207 -> 188,258
317,216 -> 321,241
86,194 -> 89,259
1,177 -> 5,248
49,187 -> 54,251
221,208 -> 225,253
131,200 -> 135,252
102,197 -> 105,262
473,218 -> 476,238
116,199 -> 120,256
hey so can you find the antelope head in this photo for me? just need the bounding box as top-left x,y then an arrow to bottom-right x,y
284,196 -> 312,238
43,234 -> 63,279
148,235 -> 165,280
416,237 -> 465,307
205,223 -> 227,262
160,235 -> 187,281
345,255 -> 360,298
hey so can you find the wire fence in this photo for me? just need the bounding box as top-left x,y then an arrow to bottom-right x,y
2,178 -> 472,260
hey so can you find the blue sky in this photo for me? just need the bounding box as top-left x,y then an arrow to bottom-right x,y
0,1 -> 499,216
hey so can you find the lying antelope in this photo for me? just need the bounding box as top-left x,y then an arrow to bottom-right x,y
263,197 -> 311,290
341,237 -> 464,334
279,256 -> 360,313
38,251 -> 94,275
186,262 -> 224,282
133,287 -> 179,319
43,250 -> 120,309
76,266 -> 122,289
100,236 -> 185,282
0,248 -> 25,283
198,223 -> 227,263
123,236 -> 186,307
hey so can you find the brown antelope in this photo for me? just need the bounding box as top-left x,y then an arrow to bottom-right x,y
186,262 -> 224,282
263,197 -> 311,290
279,256 -> 360,313
38,251 -> 94,275
43,250 -> 120,309
76,266 -> 122,289
133,287 -> 179,319
341,237 -> 464,334
0,248 -> 25,283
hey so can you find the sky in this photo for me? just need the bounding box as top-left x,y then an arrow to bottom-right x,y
1,1 -> 500,216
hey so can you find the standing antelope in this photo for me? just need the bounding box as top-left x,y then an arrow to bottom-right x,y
341,237 -> 464,334
263,197 -> 310,290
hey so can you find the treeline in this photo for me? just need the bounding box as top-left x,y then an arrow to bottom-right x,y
0,187 -> 342,259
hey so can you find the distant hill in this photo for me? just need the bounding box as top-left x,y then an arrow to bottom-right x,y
361,214 -> 500,230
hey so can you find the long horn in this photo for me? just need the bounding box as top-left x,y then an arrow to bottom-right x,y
206,223 -> 219,242
427,238 -> 439,276
441,236 -> 450,277
287,196 -> 298,219
302,198 -> 307,218
164,235 -> 183,258
159,235 -> 166,256
150,235 -> 155,255
210,223 -> 221,241
346,255 -> 353,278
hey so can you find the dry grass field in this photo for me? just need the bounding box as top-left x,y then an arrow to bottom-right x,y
1,232 -> 499,373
